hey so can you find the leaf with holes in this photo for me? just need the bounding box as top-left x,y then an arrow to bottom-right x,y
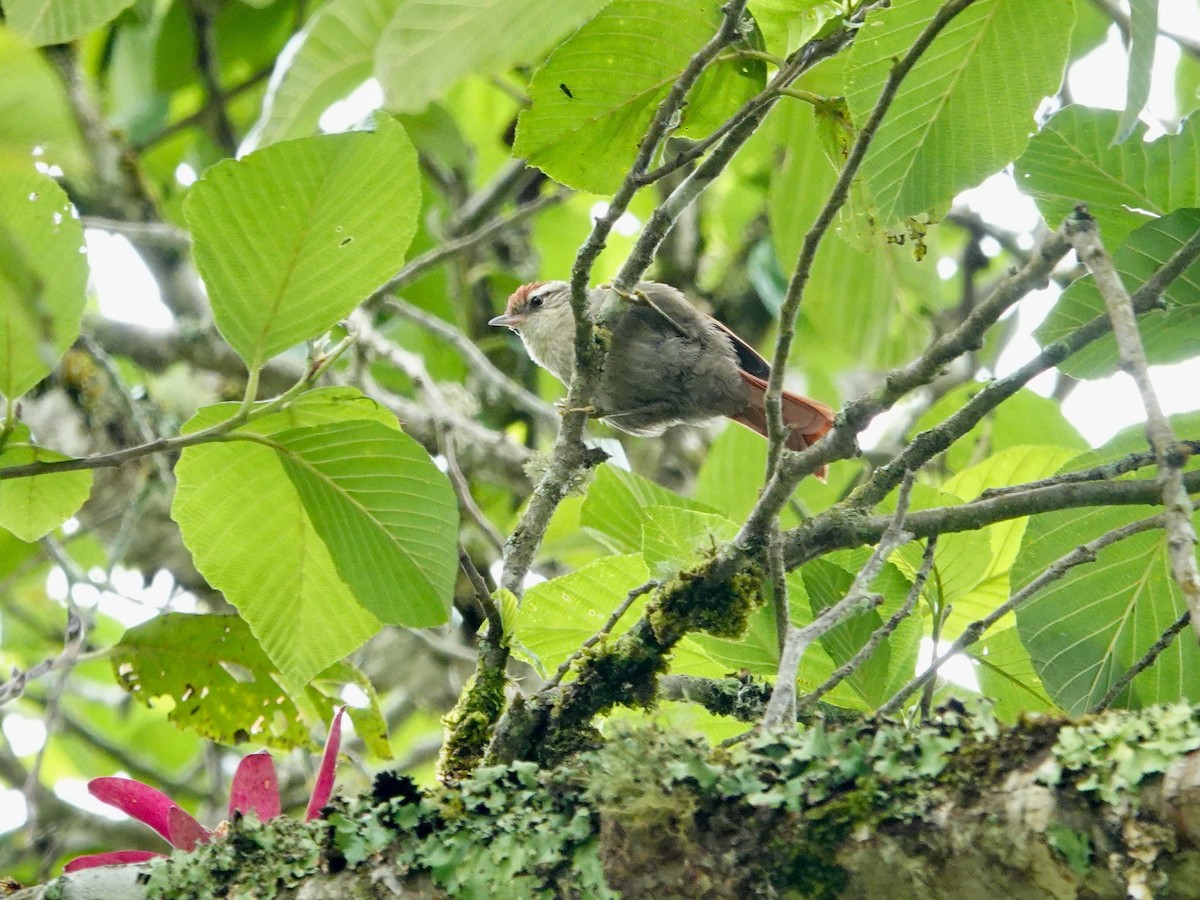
184,117 -> 418,369
113,612 -> 313,749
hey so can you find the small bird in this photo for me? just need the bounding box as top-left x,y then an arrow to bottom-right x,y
490,281 -> 834,470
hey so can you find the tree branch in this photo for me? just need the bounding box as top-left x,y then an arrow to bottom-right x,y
1067,209 -> 1200,640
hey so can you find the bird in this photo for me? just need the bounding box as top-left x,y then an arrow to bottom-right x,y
489,281 -> 834,473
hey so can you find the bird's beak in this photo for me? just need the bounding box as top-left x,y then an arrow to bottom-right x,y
489,312 -> 523,329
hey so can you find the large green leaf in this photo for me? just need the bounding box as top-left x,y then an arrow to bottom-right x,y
939,445 -> 1079,633
911,384 -> 1088,473
579,463 -> 716,553
251,0 -> 403,147
184,118 -> 419,369
640,505 -> 738,578
515,553 -> 652,676
172,388 -> 457,688
514,0 -> 765,192
1035,209 -> 1200,379
376,0 -> 610,115
4,0 -> 138,45
0,427 -> 92,541
801,557 -> 917,707
1013,415 -> 1200,714
1016,107 -> 1200,247
0,169 -> 86,401
0,29 -> 87,173
968,626 -> 1056,720
844,0 -> 1072,229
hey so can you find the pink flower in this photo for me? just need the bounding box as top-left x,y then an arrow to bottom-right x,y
64,707 -> 345,872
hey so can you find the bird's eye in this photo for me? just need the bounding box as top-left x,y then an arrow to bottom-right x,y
529,295 -> 544,309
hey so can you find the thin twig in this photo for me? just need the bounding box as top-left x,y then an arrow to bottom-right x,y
1067,209 -> 1200,639
188,0 -> 239,155
458,544 -> 503,643
371,188 -> 569,301
0,329 -> 357,480
1090,609 -> 1191,713
878,515 -> 1164,715
980,442 -> 1200,499
382,298 -> 558,430
762,472 -> 916,727
439,422 -> 506,555
546,580 -> 660,688
763,0 -> 983,478
800,533 -> 936,711
79,217 -> 192,249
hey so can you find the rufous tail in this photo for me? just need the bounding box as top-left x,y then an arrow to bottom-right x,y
731,371 -> 835,478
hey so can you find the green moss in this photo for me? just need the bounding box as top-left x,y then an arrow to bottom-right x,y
438,662 -> 508,782
649,558 -> 764,645
145,814 -> 323,900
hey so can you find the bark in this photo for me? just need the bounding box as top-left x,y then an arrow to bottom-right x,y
13,703 -> 1200,899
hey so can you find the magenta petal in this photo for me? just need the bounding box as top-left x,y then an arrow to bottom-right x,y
229,751 -> 281,820
64,850 -> 166,872
306,706 -> 345,821
166,805 -> 211,851
88,777 -> 178,843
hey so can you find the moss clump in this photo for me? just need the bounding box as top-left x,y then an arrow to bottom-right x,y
438,662 -> 508,782
649,558 -> 764,645
145,814 -> 323,900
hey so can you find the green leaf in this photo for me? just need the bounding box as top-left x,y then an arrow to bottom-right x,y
692,424 -> 770,524
968,626 -> 1056,720
640,505 -> 738,577
579,463 -> 716,553
306,661 -> 392,759
250,0 -> 403,147
0,438 -> 92,542
801,557 -> 917,706
844,0 -> 1073,229
514,0 -> 765,192
1035,209 -> 1200,379
515,554 -> 652,676
1114,0 -> 1157,144
911,384 -> 1088,474
1016,108 -> 1200,247
184,117 -> 419,369
172,388 -> 457,688
0,169 -> 86,401
376,0 -> 610,114
113,613 -> 314,750
939,445 -> 1079,633
4,0 -> 138,45
1014,415 -> 1200,714
0,29 -> 87,173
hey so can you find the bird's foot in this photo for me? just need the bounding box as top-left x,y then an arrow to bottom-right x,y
555,400 -> 597,417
